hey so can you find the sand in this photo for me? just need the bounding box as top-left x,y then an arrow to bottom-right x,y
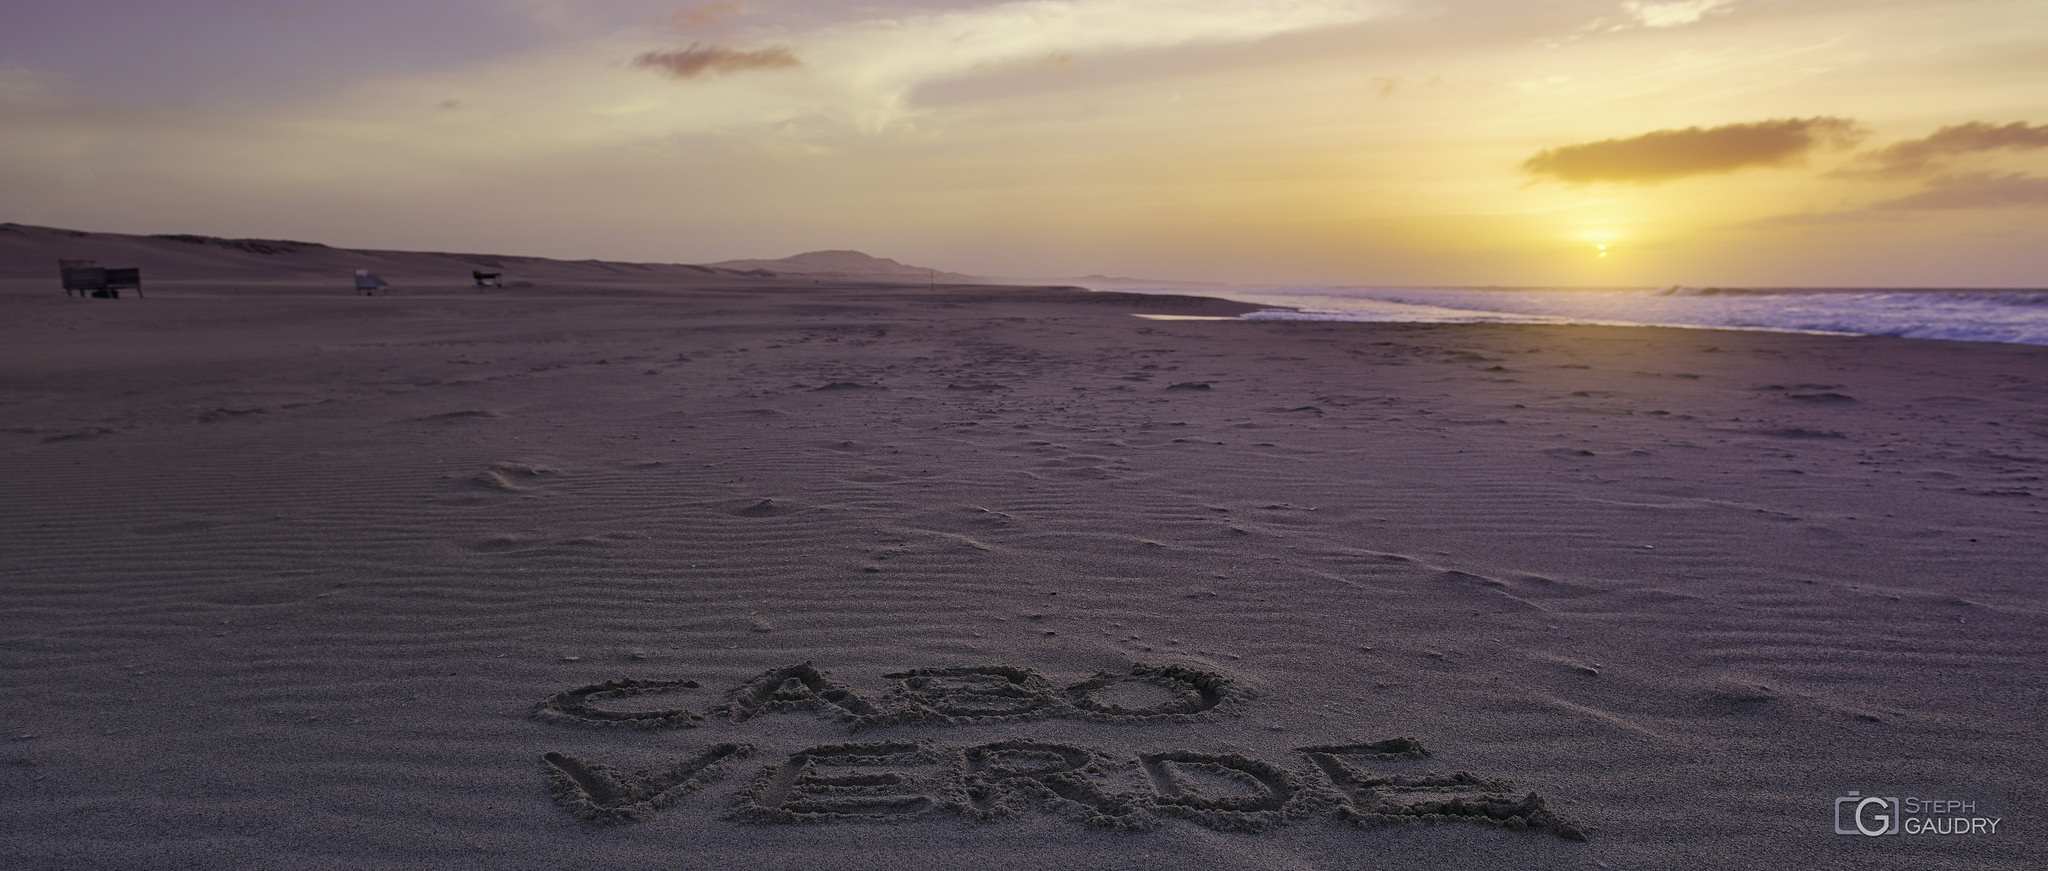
2,253 -> 2044,868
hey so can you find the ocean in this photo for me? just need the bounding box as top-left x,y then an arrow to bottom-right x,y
1099,284 -> 2048,347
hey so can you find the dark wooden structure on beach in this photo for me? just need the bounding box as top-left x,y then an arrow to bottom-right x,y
59,259 -> 144,298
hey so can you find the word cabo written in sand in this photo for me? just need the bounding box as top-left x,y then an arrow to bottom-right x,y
531,662 -> 1586,839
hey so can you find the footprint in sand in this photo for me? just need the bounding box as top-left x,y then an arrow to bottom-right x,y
470,461 -> 560,492
731,498 -> 786,517
413,409 -> 502,423
40,426 -> 120,443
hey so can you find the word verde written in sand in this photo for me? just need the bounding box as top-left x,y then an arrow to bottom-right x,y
530,663 -> 1586,839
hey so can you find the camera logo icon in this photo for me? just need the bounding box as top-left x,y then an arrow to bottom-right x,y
1835,792 -> 1901,836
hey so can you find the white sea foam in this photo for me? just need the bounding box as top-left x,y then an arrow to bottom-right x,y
1098,283 -> 2048,346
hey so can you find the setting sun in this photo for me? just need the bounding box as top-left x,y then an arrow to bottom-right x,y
4,0 -> 2045,285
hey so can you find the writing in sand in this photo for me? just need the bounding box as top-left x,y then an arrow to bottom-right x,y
530,662 -> 1588,839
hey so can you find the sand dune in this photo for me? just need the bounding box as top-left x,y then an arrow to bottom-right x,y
2,244 -> 2042,868
706,250 -> 988,284
0,223 -> 936,292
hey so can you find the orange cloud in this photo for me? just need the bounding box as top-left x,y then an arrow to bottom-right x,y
632,44 -> 801,79
1523,117 -> 1863,184
1852,121 -> 2048,179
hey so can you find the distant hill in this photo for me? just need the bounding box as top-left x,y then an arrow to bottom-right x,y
0,224 -> 973,289
0,223 -> 1123,298
706,250 -> 985,283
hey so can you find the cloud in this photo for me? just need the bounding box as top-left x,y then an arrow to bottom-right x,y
1551,0 -> 1731,42
811,0 -> 1391,89
1869,172 -> 2048,211
1851,121 -> 2048,179
616,0 -> 1395,129
632,44 -> 801,79
1623,0 -> 1734,29
1523,117 -> 1863,184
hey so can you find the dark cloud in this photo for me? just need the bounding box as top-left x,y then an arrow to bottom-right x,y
1523,117 -> 1863,184
632,44 -> 800,80
1869,173 -> 2048,211
1851,121 -> 2048,179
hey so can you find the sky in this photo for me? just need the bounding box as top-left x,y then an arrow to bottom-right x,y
4,0 -> 2046,286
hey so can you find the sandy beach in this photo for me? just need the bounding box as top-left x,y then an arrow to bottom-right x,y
3,258 -> 2044,868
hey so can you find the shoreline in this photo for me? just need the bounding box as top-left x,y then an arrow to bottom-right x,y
1097,282 -> 2048,349
14,273 -> 2048,351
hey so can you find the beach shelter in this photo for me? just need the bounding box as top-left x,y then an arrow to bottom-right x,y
59,259 -> 144,298
354,269 -> 389,295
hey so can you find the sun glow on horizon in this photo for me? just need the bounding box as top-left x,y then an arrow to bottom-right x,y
3,1 -> 2045,286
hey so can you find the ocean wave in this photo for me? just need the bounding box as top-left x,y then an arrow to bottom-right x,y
1114,284 -> 2048,347
1653,285 -> 1784,297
